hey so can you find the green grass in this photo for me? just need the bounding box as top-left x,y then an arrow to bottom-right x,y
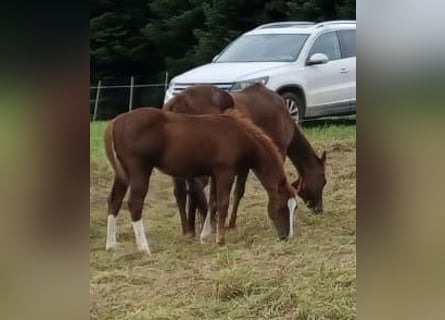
90,119 -> 356,319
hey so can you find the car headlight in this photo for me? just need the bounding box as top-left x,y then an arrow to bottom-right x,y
231,76 -> 269,91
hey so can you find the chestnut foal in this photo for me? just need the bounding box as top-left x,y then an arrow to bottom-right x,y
104,107 -> 297,254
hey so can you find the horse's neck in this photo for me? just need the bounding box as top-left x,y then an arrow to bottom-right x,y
287,125 -> 321,178
252,144 -> 285,195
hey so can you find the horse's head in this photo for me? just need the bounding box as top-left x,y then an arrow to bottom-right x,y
292,151 -> 327,213
268,179 -> 298,240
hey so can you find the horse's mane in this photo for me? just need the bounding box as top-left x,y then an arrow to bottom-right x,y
221,109 -> 283,166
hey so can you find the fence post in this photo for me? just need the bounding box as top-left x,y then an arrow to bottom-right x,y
93,80 -> 102,121
164,71 -> 169,92
128,76 -> 134,111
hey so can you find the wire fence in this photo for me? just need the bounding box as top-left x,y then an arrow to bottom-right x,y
90,74 -> 356,125
90,73 -> 169,121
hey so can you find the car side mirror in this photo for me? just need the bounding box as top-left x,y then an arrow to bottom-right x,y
307,53 -> 329,66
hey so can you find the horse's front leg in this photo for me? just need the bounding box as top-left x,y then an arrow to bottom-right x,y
200,178 -> 216,243
173,177 -> 188,235
227,169 -> 249,229
187,177 -> 208,236
214,171 -> 235,246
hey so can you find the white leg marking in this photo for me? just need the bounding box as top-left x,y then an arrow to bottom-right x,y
225,209 -> 233,228
132,219 -> 151,255
226,195 -> 234,228
200,212 -> 212,243
106,215 -> 117,250
287,198 -> 298,238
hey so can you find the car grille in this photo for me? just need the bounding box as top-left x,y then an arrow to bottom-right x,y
172,83 -> 234,95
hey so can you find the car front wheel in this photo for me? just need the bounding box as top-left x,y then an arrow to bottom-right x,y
281,92 -> 305,123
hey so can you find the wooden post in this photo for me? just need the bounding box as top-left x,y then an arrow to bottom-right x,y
128,76 -> 134,111
93,80 -> 101,121
164,71 -> 169,92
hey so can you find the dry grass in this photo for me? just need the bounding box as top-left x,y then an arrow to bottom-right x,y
90,118 -> 356,320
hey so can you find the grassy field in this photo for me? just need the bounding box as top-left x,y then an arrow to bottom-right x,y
90,118 -> 356,320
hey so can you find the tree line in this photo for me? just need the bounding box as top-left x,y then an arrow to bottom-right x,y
90,0 -> 355,118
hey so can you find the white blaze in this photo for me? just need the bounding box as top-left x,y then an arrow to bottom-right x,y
132,219 -> 151,255
287,198 -> 298,238
106,214 -> 117,250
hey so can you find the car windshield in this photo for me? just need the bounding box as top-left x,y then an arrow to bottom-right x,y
215,34 -> 309,63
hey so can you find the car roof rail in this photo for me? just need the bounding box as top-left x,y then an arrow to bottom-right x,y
256,21 -> 315,30
316,20 -> 356,28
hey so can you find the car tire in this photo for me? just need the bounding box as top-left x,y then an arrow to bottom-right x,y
280,92 -> 305,123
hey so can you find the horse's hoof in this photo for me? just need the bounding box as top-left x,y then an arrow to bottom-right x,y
138,248 -> 152,256
105,242 -> 118,251
199,234 -> 207,244
199,226 -> 212,242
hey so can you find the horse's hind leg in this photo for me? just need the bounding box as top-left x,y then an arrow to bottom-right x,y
173,177 -> 188,235
128,165 -> 153,255
227,170 -> 248,229
106,176 -> 128,250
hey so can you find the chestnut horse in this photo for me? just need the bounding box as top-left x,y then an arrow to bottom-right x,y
104,107 -> 298,254
163,84 -> 326,236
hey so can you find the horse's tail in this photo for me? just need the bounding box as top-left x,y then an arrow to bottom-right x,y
104,119 -> 128,183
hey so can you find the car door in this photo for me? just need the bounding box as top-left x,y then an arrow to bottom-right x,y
303,31 -> 351,114
337,29 -> 356,107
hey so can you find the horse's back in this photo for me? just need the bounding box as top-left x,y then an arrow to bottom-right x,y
163,112 -> 250,158
113,108 -> 246,161
162,85 -> 294,153
163,85 -> 234,115
149,112 -> 252,176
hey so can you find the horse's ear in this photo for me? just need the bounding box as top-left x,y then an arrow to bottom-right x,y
320,151 -> 327,165
212,87 -> 234,112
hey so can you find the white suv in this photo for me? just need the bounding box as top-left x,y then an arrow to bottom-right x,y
164,20 -> 356,121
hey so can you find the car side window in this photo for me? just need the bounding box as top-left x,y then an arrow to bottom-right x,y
337,30 -> 356,58
308,31 -> 341,61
